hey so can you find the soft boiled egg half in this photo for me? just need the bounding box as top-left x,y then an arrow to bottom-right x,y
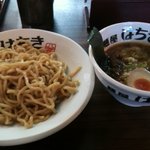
127,68 -> 150,91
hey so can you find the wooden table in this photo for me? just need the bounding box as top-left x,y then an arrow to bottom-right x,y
89,0 -> 150,30
1,0 -> 150,150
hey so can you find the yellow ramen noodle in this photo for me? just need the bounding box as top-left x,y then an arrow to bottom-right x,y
0,40 -> 80,128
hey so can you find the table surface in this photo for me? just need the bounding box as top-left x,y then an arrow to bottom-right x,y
1,0 -> 150,150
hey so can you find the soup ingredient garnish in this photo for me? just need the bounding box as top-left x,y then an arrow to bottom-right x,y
105,41 -> 150,90
88,27 -> 110,72
127,68 -> 150,91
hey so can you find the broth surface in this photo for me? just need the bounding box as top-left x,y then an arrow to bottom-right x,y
105,41 -> 150,85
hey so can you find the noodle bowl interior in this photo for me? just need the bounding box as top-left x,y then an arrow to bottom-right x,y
105,41 -> 150,91
0,40 -> 80,128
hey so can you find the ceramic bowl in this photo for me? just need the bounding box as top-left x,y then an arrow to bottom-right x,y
0,29 -> 95,146
89,22 -> 150,107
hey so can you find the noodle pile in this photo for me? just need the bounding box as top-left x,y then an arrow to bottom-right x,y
0,40 -> 80,128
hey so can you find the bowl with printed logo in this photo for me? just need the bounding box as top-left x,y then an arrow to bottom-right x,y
0,29 -> 95,146
89,22 -> 150,107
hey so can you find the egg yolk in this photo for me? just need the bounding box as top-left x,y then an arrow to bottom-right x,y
134,78 -> 150,91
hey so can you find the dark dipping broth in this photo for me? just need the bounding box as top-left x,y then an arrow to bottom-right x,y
105,41 -> 150,86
